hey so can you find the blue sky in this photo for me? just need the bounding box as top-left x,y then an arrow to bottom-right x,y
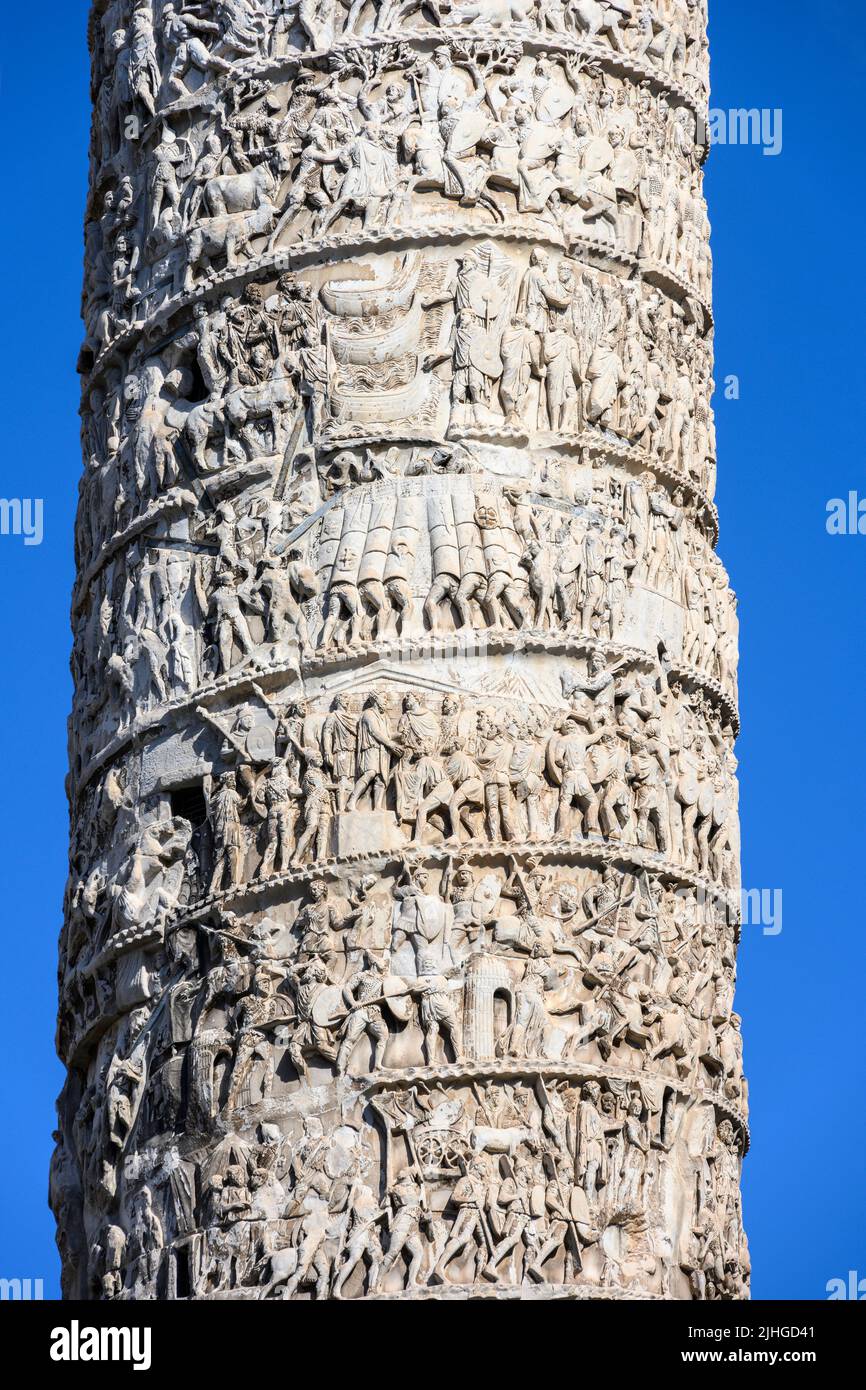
0,1 -> 863,1299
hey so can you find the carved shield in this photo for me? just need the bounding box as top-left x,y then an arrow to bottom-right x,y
382,975 -> 414,1023
697,781 -> 715,818
246,723 -> 277,764
448,108 -> 489,158
311,985 -> 345,1028
587,744 -> 614,785
570,1185 -> 592,1224
470,873 -> 504,923
582,137 -> 615,175
536,86 -> 574,126
677,769 -> 700,806
545,731 -> 567,784
469,332 -> 504,378
612,148 -> 640,194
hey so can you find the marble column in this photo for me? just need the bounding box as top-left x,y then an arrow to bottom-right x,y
53,0 -> 748,1302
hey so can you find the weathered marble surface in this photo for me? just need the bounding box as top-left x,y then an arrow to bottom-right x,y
53,0 -> 748,1302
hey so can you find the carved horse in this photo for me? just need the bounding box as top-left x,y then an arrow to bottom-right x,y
570,0 -> 632,47
470,1121 -> 541,1157
180,370 -> 299,472
184,201 -> 276,292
